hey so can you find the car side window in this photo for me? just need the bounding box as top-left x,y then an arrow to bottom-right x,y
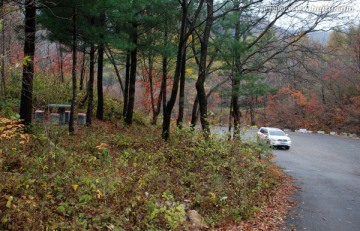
260,128 -> 267,134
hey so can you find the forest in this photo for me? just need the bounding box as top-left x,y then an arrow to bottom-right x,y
0,0 -> 359,229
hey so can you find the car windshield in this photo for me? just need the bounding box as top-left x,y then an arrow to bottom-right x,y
269,130 -> 286,136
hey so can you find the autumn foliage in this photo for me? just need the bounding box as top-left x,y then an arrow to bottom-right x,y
260,82 -> 360,134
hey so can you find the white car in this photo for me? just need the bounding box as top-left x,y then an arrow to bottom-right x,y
257,127 -> 292,150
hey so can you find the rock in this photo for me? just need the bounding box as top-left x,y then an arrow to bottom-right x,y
188,210 -> 208,229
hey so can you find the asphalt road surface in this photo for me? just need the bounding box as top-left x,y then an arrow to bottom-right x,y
272,132 -> 360,231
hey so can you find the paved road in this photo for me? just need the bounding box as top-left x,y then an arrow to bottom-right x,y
272,132 -> 360,231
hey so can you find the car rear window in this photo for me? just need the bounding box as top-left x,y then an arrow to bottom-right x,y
269,130 -> 285,136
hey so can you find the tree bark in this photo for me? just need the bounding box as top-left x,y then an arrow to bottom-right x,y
228,97 -> 233,140
190,95 -> 199,128
86,44 -> 95,125
125,24 -> 138,125
19,0 -> 36,126
1,0 -> 6,102
232,0 -> 241,139
249,96 -> 256,126
96,43 -> 104,120
96,13 -> 105,120
79,50 -> 86,91
69,4 -> 77,134
160,22 -> 168,123
152,86 -> 163,125
191,77 -> 229,127
148,55 -> 156,121
232,78 -> 241,138
161,53 -> 167,118
177,47 -> 186,128
123,51 -> 130,118
195,0 -> 213,138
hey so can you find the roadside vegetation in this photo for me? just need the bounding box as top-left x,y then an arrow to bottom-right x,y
1,110 -> 290,230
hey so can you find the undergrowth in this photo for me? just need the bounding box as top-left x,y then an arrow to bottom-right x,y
1,118 -> 283,230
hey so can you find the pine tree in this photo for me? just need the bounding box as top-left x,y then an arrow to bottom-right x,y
19,0 -> 36,126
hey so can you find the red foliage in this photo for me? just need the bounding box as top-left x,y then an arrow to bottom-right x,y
322,67 -> 342,80
261,86 -> 309,130
138,67 -> 172,112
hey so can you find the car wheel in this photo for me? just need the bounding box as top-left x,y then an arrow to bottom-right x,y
285,146 -> 290,150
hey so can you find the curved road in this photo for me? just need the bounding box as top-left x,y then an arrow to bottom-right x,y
273,132 -> 360,231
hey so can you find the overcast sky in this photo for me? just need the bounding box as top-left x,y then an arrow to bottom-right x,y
257,0 -> 360,30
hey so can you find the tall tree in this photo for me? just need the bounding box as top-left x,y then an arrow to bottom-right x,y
162,0 -> 204,140
96,42 -> 104,120
194,0 -> 214,137
123,51 -> 130,118
96,12 -> 105,120
69,3 -> 77,134
124,22 -> 138,125
231,0 -> 242,138
19,0 -> 36,125
177,46 -> 187,128
0,0 -> 6,101
86,44 -> 95,125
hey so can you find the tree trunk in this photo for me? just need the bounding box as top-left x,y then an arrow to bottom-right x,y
162,1 -> 188,140
195,0 -> 213,138
79,50 -> 86,91
69,4 -> 77,134
147,54 -> 163,125
191,77 -> 229,128
152,86 -> 163,125
96,13 -> 105,120
161,23 -> 168,122
1,0 -> 6,102
232,0 -> 241,139
86,44 -> 95,125
125,24 -> 138,125
162,54 -> 167,118
105,47 -> 124,99
151,51 -> 167,125
148,55 -> 156,122
249,96 -> 256,126
228,97 -> 233,140
190,95 -> 199,128
252,96 -> 258,125
19,0 -> 36,126
123,51 -> 130,118
96,43 -> 104,120
232,79 -> 241,138
177,47 -> 186,128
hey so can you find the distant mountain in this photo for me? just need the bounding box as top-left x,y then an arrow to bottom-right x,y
309,31 -> 330,45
